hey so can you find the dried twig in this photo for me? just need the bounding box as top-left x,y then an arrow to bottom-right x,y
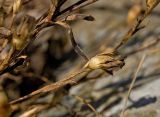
120,54 -> 146,117
0,1 -> 159,116
10,68 -> 87,104
115,0 -> 160,50
53,0 -> 98,19
72,94 -> 101,117
10,50 -> 125,104
55,21 -> 90,61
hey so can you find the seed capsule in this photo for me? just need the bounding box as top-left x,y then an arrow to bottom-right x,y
84,50 -> 125,74
12,15 -> 35,50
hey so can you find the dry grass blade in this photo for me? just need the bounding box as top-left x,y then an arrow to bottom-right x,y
120,54 -> 146,117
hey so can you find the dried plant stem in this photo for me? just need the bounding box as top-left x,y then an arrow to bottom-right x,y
115,3 -> 158,50
10,68 -> 89,104
53,0 -> 88,18
72,94 -> 100,117
115,16 -> 146,50
56,21 -> 90,61
53,0 -> 98,19
52,0 -> 69,17
120,54 -> 146,117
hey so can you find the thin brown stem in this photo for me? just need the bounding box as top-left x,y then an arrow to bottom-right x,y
55,21 -> 90,61
120,55 -> 146,117
10,68 -> 87,104
53,0 -> 98,19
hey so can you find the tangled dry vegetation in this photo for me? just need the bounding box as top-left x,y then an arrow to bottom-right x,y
0,0 -> 160,117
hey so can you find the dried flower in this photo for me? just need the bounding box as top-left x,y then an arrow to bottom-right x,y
84,50 -> 125,74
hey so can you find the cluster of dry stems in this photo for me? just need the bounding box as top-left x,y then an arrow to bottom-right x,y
0,0 -> 160,117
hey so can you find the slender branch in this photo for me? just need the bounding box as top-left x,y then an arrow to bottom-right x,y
53,0 -> 88,19
10,68 -> 87,104
115,1 -> 159,50
53,0 -> 98,19
55,21 -> 90,61
120,55 -> 146,117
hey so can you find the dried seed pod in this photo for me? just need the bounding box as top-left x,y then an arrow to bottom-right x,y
12,15 -> 35,50
127,3 -> 143,25
13,0 -> 21,14
84,50 -> 125,74
146,0 -> 160,12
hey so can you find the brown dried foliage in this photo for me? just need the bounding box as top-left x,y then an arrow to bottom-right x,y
0,0 -> 159,116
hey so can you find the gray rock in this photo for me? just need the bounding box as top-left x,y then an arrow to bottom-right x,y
123,98 -> 160,117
